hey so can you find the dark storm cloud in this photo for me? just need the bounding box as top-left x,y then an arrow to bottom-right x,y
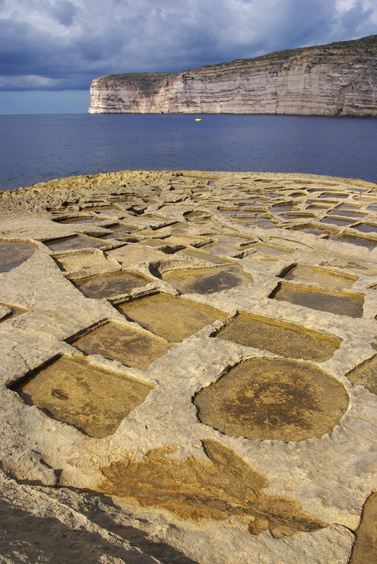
0,0 -> 376,92
48,0 -> 78,26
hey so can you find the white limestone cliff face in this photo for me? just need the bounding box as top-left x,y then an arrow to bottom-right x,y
88,35 -> 377,116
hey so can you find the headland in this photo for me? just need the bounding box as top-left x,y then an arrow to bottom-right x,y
89,35 -> 377,116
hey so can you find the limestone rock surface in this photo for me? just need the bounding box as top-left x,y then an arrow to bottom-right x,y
1,170 -> 377,563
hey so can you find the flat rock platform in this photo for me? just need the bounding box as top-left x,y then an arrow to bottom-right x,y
0,170 -> 376,563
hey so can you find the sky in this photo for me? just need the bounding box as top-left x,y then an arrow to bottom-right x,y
0,0 -> 376,114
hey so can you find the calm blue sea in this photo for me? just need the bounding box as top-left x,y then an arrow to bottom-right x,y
0,113 -> 376,191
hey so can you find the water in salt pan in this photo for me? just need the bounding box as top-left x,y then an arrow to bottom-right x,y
215,312 -> 341,361
270,282 -> 364,318
162,265 -> 253,295
194,358 -> 349,442
0,240 -> 36,272
13,355 -> 154,438
118,293 -> 226,342
74,270 -> 151,299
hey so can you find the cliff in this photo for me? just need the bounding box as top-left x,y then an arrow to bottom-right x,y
88,35 -> 377,116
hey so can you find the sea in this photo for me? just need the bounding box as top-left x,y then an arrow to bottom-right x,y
0,113 -> 376,191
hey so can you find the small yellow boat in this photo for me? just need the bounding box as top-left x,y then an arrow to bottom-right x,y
195,118 -> 202,121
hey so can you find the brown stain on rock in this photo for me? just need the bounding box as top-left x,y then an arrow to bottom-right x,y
99,439 -> 328,539
194,358 -> 349,442
349,492 -> 377,564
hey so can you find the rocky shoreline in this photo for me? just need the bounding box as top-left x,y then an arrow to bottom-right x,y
1,170 -> 377,563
